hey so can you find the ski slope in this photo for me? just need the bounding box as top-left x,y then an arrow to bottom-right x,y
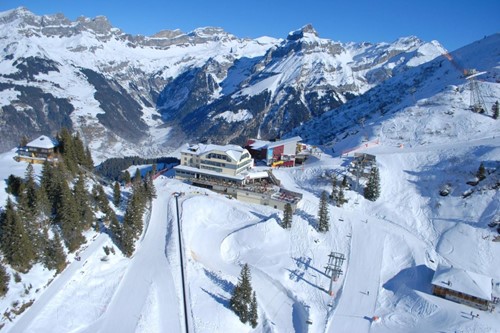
1,106 -> 500,332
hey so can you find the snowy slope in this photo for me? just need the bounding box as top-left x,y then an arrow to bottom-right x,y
1,90 -> 500,332
0,13 -> 499,333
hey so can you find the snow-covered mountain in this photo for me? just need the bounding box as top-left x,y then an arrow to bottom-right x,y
0,10 -> 499,331
289,33 -> 500,147
0,7 -> 447,162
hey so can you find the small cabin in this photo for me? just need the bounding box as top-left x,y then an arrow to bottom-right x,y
16,135 -> 59,164
431,265 -> 493,311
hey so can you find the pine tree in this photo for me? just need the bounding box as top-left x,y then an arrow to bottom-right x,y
492,100 -> 499,120
134,168 -> 141,181
84,146 -> 94,169
120,222 -> 136,257
56,180 -> 85,252
17,180 -> 43,260
122,170 -> 131,185
337,187 -> 346,207
230,284 -> 245,321
36,186 -> 52,221
94,184 -> 111,215
341,175 -> 348,188
124,189 -> 146,239
249,291 -> 258,328
73,172 -> 93,230
108,211 -> 122,244
0,263 -> 9,297
57,128 -> 78,174
330,175 -> 338,201
0,198 -> 35,272
317,191 -> 330,232
6,174 -> 24,196
24,163 -> 37,211
43,232 -> 67,273
282,203 -> 293,229
230,264 -> 254,324
113,181 -> 121,206
143,173 -> 157,201
477,162 -> 486,181
73,133 -> 87,167
40,160 -> 55,198
364,166 -> 381,201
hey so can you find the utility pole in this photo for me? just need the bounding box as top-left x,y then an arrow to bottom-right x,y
324,252 -> 346,296
174,192 -> 189,333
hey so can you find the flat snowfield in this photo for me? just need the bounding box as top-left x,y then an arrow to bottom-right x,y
2,128 -> 500,332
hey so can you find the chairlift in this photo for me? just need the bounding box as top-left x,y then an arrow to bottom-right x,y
306,318 -> 313,325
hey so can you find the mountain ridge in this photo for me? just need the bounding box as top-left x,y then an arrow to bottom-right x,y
0,7 -> 468,163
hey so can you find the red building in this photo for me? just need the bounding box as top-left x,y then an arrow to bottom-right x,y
245,136 -> 302,167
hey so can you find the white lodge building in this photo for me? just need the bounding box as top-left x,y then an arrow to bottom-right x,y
174,143 -> 254,184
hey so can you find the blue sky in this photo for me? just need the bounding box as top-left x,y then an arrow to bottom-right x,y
0,0 -> 498,51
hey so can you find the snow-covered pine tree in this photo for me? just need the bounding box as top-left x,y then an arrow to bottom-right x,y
113,181 -> 121,206
249,291 -> 258,328
364,166 -> 381,201
318,190 -> 330,232
230,263 -> 254,324
492,100 -> 499,119
330,175 -> 338,202
341,174 -> 348,188
282,203 -> 293,229
337,187 -> 346,207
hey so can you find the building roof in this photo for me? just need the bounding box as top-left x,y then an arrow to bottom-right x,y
267,136 -> 302,149
182,143 -> 247,162
26,135 -> 58,149
431,264 -> 492,301
247,136 -> 302,150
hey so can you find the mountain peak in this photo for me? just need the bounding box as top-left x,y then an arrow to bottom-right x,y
150,29 -> 184,39
0,6 -> 34,23
287,24 -> 319,41
75,15 -> 113,34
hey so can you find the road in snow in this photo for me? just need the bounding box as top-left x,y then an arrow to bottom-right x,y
328,218 -> 385,332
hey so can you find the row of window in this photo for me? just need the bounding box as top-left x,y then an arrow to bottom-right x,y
201,159 -> 226,168
200,165 -> 223,173
207,153 -> 232,162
